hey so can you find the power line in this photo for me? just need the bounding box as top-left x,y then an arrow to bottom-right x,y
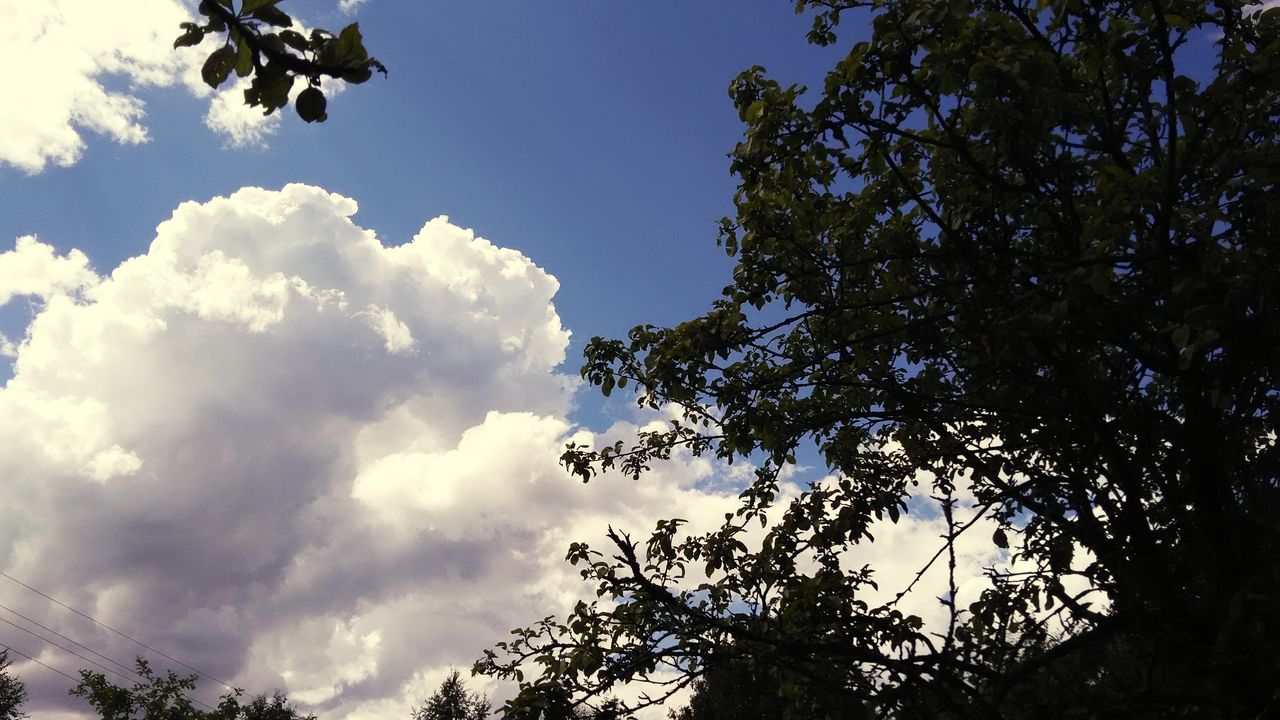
0,615 -> 136,685
2,637 -> 216,714
0,642 -> 79,683
0,570 -> 235,691
0,621 -> 218,713
0,601 -> 140,679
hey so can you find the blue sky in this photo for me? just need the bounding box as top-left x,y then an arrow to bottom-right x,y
0,5 -> 996,720
2,1 -> 848,374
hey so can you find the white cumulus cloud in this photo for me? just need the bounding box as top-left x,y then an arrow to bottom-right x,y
0,185 -> 1007,718
0,185 -> 738,719
0,0 -> 196,172
0,0 -> 329,171
0,235 -> 98,305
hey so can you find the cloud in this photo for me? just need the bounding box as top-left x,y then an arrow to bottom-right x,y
204,74 -> 347,151
339,0 -> 370,13
0,0 -> 194,172
0,236 -> 98,306
201,77 -> 286,150
0,185 -> 1010,718
0,0 -> 328,171
0,185 -> 739,719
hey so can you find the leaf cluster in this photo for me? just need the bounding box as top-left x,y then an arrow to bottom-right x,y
175,0 -> 386,122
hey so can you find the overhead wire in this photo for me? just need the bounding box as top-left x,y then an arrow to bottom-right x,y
1,632 -> 218,712
0,609 -> 221,712
0,601 -> 140,679
0,642 -> 79,683
0,615 -> 133,684
0,570 -> 235,692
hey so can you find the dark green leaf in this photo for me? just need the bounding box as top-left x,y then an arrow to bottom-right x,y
335,22 -> 367,62
197,0 -> 228,31
240,0 -> 279,14
278,29 -> 309,52
252,5 -> 293,27
340,66 -> 373,84
244,64 -> 293,113
234,39 -> 253,77
258,32 -> 284,54
200,44 -> 237,88
173,28 -> 205,49
1172,324 -> 1192,348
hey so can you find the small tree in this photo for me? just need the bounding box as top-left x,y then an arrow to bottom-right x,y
73,658 -> 314,720
411,670 -> 490,720
217,691 -> 316,720
0,651 -> 27,720
73,659 -> 206,720
505,683 -> 633,720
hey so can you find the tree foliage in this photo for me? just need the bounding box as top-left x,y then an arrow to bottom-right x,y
502,683 -> 632,720
478,0 -> 1280,717
72,659 -> 315,720
0,651 -> 27,720
218,692 -> 315,720
666,646 -> 859,720
174,0 -> 386,123
412,670 -> 491,720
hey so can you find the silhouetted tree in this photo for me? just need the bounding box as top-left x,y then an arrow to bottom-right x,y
219,691 -> 315,720
667,648 -> 863,720
412,670 -> 490,720
478,0 -> 1280,718
73,658 -> 314,720
504,683 -> 632,720
0,651 -> 26,720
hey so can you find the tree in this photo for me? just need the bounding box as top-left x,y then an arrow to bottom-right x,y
174,0 -> 386,123
478,0 -> 1280,718
218,691 -> 315,720
73,659 -> 207,720
503,683 -> 633,720
412,670 -> 491,720
502,683 -> 577,720
72,659 -> 315,720
0,651 -> 27,720
666,647 -> 861,720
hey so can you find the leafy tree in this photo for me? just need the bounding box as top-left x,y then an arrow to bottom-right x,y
478,0 -> 1280,718
412,670 -> 491,720
502,683 -> 577,720
0,650 -> 27,720
503,683 -> 633,720
174,0 -> 386,123
666,647 -> 861,720
73,659 -> 207,720
217,691 -> 315,720
73,659 -> 314,720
